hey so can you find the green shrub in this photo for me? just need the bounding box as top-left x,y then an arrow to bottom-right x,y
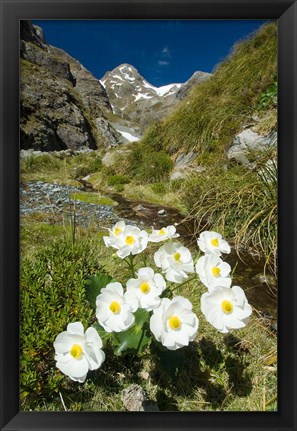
257,78 -> 277,110
20,239 -> 103,409
107,175 -> 130,186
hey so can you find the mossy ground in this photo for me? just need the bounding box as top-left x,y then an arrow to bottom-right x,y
70,192 -> 116,206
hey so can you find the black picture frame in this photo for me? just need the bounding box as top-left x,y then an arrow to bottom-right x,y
1,0 -> 296,430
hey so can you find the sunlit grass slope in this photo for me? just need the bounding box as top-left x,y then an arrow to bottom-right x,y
141,22 -> 277,158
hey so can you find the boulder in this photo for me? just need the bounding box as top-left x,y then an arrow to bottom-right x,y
228,129 -> 277,165
121,384 -> 159,412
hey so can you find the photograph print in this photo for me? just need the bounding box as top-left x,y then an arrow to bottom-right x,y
20,19 -> 277,412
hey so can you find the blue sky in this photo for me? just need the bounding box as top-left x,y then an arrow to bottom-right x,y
33,20 -> 270,87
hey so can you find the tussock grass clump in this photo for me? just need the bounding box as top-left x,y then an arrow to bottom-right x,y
141,23 -> 277,157
20,239 -> 103,409
125,142 -> 174,183
182,153 -> 277,273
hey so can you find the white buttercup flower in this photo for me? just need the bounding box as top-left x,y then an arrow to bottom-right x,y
150,296 -> 199,350
54,322 -> 105,383
96,282 -> 137,333
154,241 -> 195,283
201,285 -> 252,333
103,221 -> 126,248
148,225 -> 180,243
197,231 -> 231,256
125,267 -> 166,311
105,224 -> 148,259
195,254 -> 231,291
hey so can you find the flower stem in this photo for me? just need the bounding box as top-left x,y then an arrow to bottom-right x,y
170,276 -> 197,293
123,255 -> 136,278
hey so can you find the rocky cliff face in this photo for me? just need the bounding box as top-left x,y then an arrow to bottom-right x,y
100,64 -> 211,127
20,21 -> 123,151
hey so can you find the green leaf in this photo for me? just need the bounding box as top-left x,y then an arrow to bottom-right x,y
114,309 -> 151,355
84,274 -> 113,308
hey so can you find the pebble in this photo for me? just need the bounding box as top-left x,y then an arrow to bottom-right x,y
133,204 -> 146,212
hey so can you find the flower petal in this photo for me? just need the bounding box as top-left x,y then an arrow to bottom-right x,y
67,322 -> 84,336
57,356 -> 89,381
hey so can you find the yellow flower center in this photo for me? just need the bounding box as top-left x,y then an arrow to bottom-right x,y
173,252 -> 181,262
212,267 -> 221,277
114,227 -> 122,236
221,300 -> 233,314
168,315 -> 182,330
211,238 -> 219,247
139,282 -> 150,294
70,344 -> 83,360
125,235 -> 135,245
159,229 -> 166,235
110,301 -> 121,314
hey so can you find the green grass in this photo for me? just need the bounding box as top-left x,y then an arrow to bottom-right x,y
141,22 -> 277,158
20,215 -> 277,412
119,180 -> 187,214
107,174 -> 130,186
20,152 -> 103,185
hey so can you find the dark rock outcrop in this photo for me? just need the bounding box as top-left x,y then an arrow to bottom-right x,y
20,20 -> 122,151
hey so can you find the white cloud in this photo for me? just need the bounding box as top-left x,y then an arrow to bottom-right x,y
162,46 -> 171,58
158,60 -> 170,66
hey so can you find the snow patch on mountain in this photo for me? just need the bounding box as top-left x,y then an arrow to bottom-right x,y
134,92 -> 154,101
155,83 -> 182,97
116,130 -> 140,142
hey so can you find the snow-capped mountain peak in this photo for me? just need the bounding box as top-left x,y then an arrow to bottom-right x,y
100,63 -> 211,126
